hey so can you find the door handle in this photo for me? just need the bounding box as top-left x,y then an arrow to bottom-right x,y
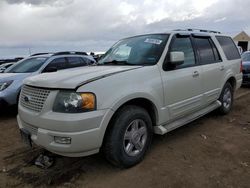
192,71 -> 199,77
220,65 -> 225,71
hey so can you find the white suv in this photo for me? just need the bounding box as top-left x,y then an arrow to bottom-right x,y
17,29 -> 242,168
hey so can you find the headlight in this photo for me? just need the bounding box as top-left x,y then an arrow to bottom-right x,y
53,91 -> 96,113
0,80 -> 13,91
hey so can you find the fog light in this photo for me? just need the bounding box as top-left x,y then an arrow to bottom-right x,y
54,136 -> 71,144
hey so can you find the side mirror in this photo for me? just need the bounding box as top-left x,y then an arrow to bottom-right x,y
169,51 -> 185,66
43,66 -> 57,73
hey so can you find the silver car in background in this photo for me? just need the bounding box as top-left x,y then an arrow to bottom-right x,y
0,52 -> 95,107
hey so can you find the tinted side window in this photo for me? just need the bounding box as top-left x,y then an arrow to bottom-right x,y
45,58 -> 67,71
67,57 -> 87,68
82,57 -> 94,64
194,38 -> 218,65
170,37 -> 196,69
216,36 -> 240,60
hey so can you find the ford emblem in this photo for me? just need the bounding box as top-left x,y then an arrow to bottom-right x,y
24,95 -> 31,103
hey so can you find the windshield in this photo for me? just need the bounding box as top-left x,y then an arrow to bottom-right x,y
242,53 -> 250,62
98,34 -> 169,66
5,57 -> 47,73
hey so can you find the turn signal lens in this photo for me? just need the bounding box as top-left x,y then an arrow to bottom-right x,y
80,93 -> 96,110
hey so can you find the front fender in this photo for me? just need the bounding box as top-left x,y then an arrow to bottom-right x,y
77,66 -> 166,125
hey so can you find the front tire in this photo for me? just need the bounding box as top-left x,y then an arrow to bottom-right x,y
103,105 -> 153,168
218,82 -> 233,115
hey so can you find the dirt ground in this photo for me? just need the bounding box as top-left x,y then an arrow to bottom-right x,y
0,88 -> 250,188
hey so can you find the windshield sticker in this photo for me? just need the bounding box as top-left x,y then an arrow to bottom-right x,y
144,38 -> 162,45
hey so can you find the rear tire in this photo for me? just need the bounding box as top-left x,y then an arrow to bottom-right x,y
103,105 -> 153,168
218,82 -> 233,115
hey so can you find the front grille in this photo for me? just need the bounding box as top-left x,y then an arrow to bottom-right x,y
23,123 -> 38,135
20,85 -> 50,112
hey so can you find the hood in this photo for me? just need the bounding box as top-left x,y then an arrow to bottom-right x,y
24,66 -> 142,89
0,73 -> 32,83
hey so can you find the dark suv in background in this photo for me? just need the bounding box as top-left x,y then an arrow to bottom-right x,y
242,51 -> 250,85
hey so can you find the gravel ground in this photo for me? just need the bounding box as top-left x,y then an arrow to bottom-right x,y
0,87 -> 250,188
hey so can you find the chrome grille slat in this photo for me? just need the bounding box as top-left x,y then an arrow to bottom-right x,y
20,85 -> 50,112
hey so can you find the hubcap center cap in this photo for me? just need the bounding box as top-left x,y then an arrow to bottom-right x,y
132,132 -> 141,143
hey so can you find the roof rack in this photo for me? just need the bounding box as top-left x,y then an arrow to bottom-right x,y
30,53 -> 52,57
174,28 -> 221,34
52,51 -> 88,56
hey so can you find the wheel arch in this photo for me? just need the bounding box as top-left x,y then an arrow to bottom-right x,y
226,76 -> 236,91
115,97 -> 159,126
101,97 -> 159,148
220,70 -> 237,94
111,95 -> 159,125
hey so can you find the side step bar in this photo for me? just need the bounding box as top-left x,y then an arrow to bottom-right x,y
154,100 -> 221,135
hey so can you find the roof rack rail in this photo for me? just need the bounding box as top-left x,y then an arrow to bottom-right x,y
52,51 -> 88,56
174,28 -> 221,34
30,53 -> 51,57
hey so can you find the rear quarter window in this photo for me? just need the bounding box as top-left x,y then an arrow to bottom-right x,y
216,36 -> 240,60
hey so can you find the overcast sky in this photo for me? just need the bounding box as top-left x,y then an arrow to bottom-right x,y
0,0 -> 250,58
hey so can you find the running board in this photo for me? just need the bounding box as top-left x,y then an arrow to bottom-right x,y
154,100 -> 221,135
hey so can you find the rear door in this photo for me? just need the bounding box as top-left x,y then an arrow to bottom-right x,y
162,34 -> 203,120
192,35 -> 223,104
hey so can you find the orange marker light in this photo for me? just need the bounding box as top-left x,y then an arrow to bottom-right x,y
80,93 -> 95,110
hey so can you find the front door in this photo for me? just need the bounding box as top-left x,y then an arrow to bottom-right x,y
161,34 -> 203,121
